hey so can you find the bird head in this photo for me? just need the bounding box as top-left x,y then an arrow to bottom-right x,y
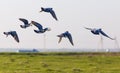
44,28 -> 51,32
30,21 -> 35,25
3,32 -> 9,37
47,27 -> 51,31
40,7 -> 44,12
99,28 -> 102,31
65,31 -> 69,33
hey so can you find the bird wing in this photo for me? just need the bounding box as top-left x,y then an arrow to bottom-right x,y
31,21 -> 43,30
57,34 -> 64,43
50,10 -> 58,21
99,30 -> 114,40
13,34 -> 19,43
66,33 -> 74,46
58,37 -> 62,43
11,31 -> 20,43
19,18 -> 28,25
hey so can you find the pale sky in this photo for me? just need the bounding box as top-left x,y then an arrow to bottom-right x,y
0,0 -> 120,49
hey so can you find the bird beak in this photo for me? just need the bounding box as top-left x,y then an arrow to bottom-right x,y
39,11 -> 43,12
29,22 -> 33,26
47,27 -> 51,31
30,23 -> 32,26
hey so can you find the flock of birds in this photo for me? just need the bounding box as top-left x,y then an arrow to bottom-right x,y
3,7 -> 115,47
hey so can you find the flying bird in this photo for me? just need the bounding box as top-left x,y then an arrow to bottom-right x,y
3,31 -> 20,43
31,21 -> 51,33
40,7 -> 58,21
19,18 -> 31,28
84,27 -> 114,40
57,31 -> 74,46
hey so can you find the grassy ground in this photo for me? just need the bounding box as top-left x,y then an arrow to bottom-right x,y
0,52 -> 120,73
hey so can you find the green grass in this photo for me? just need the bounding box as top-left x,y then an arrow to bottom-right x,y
0,52 -> 120,73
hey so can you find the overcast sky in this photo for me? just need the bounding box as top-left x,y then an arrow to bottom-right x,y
0,0 -> 120,49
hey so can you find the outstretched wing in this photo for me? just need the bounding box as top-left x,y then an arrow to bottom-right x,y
66,33 -> 74,46
57,34 -> 63,43
50,9 -> 58,21
13,34 -> 19,43
31,21 -> 43,30
19,18 -> 28,25
99,30 -> 114,40
11,31 -> 20,43
58,37 -> 62,43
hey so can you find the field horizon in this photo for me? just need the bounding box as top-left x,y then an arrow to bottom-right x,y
0,48 -> 120,52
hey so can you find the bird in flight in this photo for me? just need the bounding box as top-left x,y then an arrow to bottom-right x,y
40,7 -> 58,21
3,31 -> 20,43
84,27 -> 114,40
31,21 -> 51,33
57,31 -> 74,46
19,18 -> 31,28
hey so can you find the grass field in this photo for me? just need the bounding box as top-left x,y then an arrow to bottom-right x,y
0,52 -> 120,73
